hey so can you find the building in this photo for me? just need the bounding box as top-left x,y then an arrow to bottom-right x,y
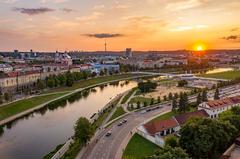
198,96 -> 240,118
125,48 -> 133,58
0,64 -> 13,72
137,110 -> 209,146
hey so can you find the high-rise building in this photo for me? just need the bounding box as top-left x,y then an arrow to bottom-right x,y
125,48 -> 132,58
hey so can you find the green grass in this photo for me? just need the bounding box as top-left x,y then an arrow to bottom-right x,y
129,97 -> 153,105
108,107 -> 126,122
199,70 -> 240,80
0,92 -> 67,121
123,133 -> 160,159
121,88 -> 137,104
45,74 -> 145,93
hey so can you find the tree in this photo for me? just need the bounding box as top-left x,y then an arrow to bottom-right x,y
148,146 -> 189,159
172,98 -> 177,112
144,101 -> 148,107
100,70 -> 105,76
165,135 -> 179,148
47,77 -> 55,88
178,80 -> 188,87
196,93 -> 202,105
168,93 -> 173,100
74,117 -> 94,145
174,93 -> 179,99
138,81 -> 157,93
37,79 -> 45,90
163,95 -> 167,101
202,89 -> 208,102
214,87 -> 220,100
150,98 -> 154,105
179,117 -> 237,159
178,93 -> 188,112
66,73 -> 74,87
4,92 -> 11,101
0,95 -> 3,104
137,101 -> 141,109
157,96 -> 161,103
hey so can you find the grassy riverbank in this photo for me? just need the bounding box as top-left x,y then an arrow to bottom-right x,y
45,73 -> 143,93
0,73 -> 148,122
0,92 -> 67,121
199,70 -> 240,80
108,107 -> 126,122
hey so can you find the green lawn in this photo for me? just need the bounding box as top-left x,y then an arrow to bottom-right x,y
121,88 -> 137,104
45,74 -> 145,93
122,133 -> 160,159
108,107 -> 126,122
199,70 -> 240,80
0,92 -> 67,121
129,97 -> 153,105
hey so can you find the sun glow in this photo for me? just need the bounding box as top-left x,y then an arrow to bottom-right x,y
193,43 -> 206,51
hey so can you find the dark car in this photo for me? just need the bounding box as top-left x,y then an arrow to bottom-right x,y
122,119 -> 127,123
117,122 -> 123,126
106,130 -> 112,137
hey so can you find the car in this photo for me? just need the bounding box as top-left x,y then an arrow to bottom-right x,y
106,130 -> 112,137
140,110 -> 146,114
122,119 -> 127,123
117,122 -> 123,126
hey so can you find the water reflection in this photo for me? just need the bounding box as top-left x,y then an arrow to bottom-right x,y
0,80 -> 137,159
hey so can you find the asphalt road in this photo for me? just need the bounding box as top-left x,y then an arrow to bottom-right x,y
78,84 -> 240,159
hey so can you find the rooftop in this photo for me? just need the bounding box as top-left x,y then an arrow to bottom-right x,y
175,110 -> 209,125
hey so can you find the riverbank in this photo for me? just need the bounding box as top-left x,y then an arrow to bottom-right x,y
0,73 -> 151,126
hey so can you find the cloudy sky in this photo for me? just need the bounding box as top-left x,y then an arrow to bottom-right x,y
0,0 -> 240,51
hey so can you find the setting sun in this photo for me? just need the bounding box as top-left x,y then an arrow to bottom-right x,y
193,43 -> 207,51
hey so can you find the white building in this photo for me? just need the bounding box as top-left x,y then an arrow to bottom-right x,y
198,96 -> 240,118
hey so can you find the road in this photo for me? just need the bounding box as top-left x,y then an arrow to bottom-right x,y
78,83 -> 240,159
79,103 -> 171,159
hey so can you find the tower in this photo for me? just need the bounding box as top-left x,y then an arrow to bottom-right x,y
104,39 -> 107,52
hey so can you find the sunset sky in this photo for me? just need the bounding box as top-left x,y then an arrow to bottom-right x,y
0,0 -> 240,51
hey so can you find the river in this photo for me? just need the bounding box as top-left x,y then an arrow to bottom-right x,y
0,80 -> 137,159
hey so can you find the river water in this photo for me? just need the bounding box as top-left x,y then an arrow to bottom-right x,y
0,80 -> 137,159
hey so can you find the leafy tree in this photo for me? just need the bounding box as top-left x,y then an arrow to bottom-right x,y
137,101 -> 141,109
100,70 -> 105,76
172,98 -> 177,112
147,146 -> 189,159
47,77 -> 55,88
179,117 -> 237,159
157,96 -> 161,103
4,92 -> 11,101
178,80 -> 188,87
66,73 -> 74,87
178,93 -> 188,112
174,93 -> 179,99
214,87 -> 220,100
168,93 -> 173,100
0,95 -> 3,104
74,117 -> 94,146
138,81 -> 157,93
150,98 -> 154,105
202,89 -> 208,102
37,79 -> 45,90
144,101 -> 148,107
163,95 -> 167,101
196,93 -> 202,105
232,106 -> 240,115
165,135 -> 179,148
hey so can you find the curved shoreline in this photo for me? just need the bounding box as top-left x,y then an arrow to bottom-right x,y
0,74 -> 153,126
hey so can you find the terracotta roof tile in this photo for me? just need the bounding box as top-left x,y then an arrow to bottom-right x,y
144,118 -> 178,135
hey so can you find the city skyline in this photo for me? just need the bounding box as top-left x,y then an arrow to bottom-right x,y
0,0 -> 240,51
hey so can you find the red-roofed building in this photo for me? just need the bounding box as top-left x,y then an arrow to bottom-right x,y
198,96 -> 240,118
137,110 -> 208,147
